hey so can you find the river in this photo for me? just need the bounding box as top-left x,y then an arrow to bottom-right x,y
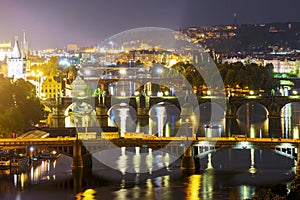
0,102 -> 299,200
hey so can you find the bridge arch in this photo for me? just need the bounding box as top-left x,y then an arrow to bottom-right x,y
281,102 -> 300,139
149,102 -> 181,137
64,101 -> 97,128
197,102 -> 225,124
193,141 -> 299,165
107,103 -> 137,137
236,102 -> 268,122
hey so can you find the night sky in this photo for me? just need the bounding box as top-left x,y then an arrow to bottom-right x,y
1,0 -> 300,50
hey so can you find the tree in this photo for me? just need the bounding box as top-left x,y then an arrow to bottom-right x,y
31,56 -> 62,76
288,175 -> 300,200
217,62 -> 278,94
253,183 -> 287,200
63,65 -> 78,81
0,76 -> 45,136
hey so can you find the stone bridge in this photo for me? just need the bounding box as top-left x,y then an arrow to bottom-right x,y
1,137 -> 300,173
42,95 -> 300,136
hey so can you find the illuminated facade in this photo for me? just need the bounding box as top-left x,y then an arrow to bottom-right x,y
41,76 -> 62,98
0,42 -> 12,61
6,33 -> 28,80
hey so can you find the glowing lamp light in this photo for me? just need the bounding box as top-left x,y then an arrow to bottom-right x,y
120,91 -> 126,97
157,91 -> 163,97
156,68 -> 163,74
119,69 -> 126,75
235,141 -> 253,149
58,58 -> 70,67
292,90 -> 298,95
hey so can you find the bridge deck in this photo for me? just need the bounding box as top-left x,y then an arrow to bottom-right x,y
0,137 -> 299,148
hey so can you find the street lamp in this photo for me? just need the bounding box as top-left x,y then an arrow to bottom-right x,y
109,41 -> 114,51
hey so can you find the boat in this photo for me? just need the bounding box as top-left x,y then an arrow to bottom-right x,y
0,156 -> 10,168
34,150 -> 61,160
204,123 -> 222,129
10,155 -> 28,167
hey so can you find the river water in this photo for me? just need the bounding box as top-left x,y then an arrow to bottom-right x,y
0,102 -> 299,200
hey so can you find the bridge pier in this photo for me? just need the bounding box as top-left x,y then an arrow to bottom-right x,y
268,102 -> 281,137
72,167 -> 83,194
51,115 -> 65,128
26,146 -> 34,164
96,105 -> 108,127
225,115 -> 239,136
72,140 -> 83,169
296,146 -> 300,174
180,146 -> 195,172
268,115 -> 281,138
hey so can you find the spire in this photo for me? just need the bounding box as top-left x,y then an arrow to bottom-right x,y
233,12 -> 237,25
22,31 -> 28,58
12,36 -> 21,58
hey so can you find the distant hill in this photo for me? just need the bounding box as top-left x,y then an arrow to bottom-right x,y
181,22 -> 300,54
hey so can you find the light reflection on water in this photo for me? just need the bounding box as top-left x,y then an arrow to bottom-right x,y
102,101 -> 300,139
1,103 -> 300,199
0,148 -> 296,200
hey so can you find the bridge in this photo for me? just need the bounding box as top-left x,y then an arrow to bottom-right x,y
43,95 -> 300,136
1,137 -> 300,173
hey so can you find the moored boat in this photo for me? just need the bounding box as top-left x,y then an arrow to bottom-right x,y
34,150 -> 61,161
10,155 -> 28,167
0,156 -> 10,168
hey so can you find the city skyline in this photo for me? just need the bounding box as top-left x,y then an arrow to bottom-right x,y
1,0 -> 300,50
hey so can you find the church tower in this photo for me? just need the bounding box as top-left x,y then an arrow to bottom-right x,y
22,31 -> 29,59
7,36 -> 26,80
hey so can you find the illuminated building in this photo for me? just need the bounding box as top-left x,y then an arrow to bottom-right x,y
67,43 -> 78,53
0,42 -> 12,61
41,76 -> 62,98
6,32 -> 29,80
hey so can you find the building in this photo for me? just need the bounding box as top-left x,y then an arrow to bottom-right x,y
41,76 -> 62,99
67,43 -> 78,53
222,56 -> 300,74
6,33 -> 29,80
0,42 -> 12,61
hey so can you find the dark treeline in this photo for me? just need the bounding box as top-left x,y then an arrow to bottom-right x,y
171,61 -> 278,94
218,62 -> 279,93
250,175 -> 300,199
0,76 -> 45,137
